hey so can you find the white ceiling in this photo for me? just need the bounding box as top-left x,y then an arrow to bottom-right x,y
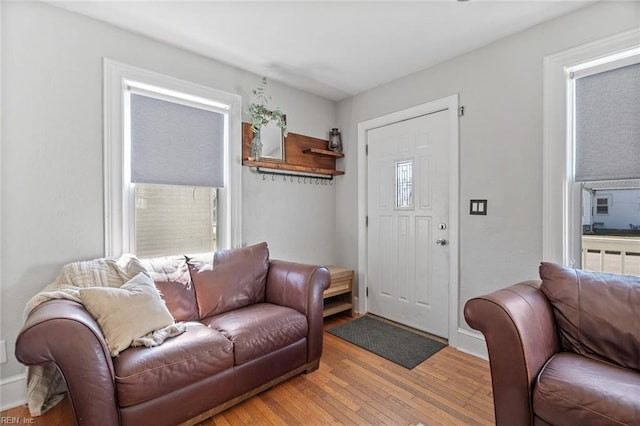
46,0 -> 595,101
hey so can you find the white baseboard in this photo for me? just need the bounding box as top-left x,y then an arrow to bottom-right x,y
454,328 -> 488,360
1,372 -> 27,411
353,296 -> 360,314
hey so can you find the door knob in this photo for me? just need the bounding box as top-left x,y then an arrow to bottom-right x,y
436,238 -> 448,246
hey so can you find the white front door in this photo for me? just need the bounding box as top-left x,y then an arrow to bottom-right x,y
366,109 -> 451,338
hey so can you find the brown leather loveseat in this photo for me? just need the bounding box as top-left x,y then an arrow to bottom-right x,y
16,242 -> 330,425
464,262 -> 640,425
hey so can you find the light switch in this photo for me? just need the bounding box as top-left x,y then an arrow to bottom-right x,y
470,199 -> 487,215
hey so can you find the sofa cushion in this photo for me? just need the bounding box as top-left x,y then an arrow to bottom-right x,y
539,262 -> 640,370
113,322 -> 234,407
79,273 -> 176,357
203,303 -> 308,365
185,251 -> 214,271
533,352 -> 640,425
191,242 -> 269,318
140,255 -> 199,322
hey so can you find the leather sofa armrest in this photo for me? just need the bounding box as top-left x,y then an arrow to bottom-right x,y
265,261 -> 331,363
16,299 -> 119,425
464,281 -> 560,426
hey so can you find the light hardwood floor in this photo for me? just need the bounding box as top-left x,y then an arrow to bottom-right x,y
1,315 -> 494,425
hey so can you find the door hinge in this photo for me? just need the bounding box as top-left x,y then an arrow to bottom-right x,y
458,106 -> 465,117
365,216 -> 368,227
366,287 -> 369,297
366,144 -> 369,155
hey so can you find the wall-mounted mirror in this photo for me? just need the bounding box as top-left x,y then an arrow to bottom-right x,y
259,116 -> 286,163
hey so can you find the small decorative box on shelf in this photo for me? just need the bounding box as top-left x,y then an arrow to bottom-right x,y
323,266 -> 354,318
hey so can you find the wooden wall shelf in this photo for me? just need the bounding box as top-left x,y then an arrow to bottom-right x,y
243,160 -> 345,176
302,148 -> 344,158
242,123 -> 344,177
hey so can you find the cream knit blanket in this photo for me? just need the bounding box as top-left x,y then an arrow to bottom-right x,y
23,254 -> 185,416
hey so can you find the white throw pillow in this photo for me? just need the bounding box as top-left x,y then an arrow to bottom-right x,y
79,273 -> 175,356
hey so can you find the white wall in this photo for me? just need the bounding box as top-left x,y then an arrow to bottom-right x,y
240,80 -> 337,265
335,1 -> 640,346
0,1 -> 336,386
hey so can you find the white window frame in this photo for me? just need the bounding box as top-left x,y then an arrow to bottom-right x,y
542,29 -> 640,266
103,59 -> 242,257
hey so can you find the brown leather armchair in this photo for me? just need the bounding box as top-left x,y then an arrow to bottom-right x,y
464,262 -> 640,426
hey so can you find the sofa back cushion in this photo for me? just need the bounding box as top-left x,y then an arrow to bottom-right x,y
539,262 -> 640,370
191,242 -> 269,319
139,255 -> 199,322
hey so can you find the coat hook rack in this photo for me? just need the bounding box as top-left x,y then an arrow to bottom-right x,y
254,167 -> 334,182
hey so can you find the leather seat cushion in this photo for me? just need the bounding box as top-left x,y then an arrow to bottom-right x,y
533,352 -> 640,425
114,322 -> 233,407
203,303 -> 308,365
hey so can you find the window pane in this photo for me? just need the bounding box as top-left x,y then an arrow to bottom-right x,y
395,160 -> 413,208
581,180 -> 640,276
135,183 -> 217,257
596,198 -> 609,215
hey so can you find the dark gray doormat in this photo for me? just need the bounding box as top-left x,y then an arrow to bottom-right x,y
327,315 -> 446,369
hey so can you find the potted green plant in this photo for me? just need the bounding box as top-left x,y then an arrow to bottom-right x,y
248,77 -> 287,160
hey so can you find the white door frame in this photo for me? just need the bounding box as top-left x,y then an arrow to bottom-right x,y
357,94 -> 460,346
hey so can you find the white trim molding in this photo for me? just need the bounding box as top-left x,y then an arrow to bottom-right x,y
542,28 -> 640,265
0,372 -> 27,411
455,328 -> 488,360
103,59 -> 242,256
357,94 -> 461,348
